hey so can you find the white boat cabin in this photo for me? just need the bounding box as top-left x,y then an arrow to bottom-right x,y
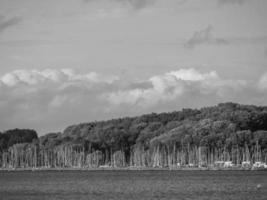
224,161 -> 233,168
241,161 -> 251,167
253,162 -> 266,168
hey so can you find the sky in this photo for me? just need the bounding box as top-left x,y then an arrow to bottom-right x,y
0,0 -> 267,135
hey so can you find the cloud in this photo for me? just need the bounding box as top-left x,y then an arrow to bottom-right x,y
83,0 -> 157,10
185,25 -> 228,49
166,68 -> 218,81
0,68 -> 266,134
0,68 -> 119,133
104,68 -> 247,108
120,0 -> 155,10
258,72 -> 267,91
0,68 -> 119,115
0,15 -> 21,33
49,95 -> 68,108
218,0 -> 246,6
0,69 -> 118,87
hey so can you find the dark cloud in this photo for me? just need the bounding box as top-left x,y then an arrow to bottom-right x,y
185,25 -> 228,49
126,0 -> 155,10
218,0 -> 246,6
177,0 -> 187,5
83,0 -> 156,10
0,15 -> 21,33
126,81 -> 153,90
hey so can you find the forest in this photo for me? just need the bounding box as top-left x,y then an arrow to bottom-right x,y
0,102 -> 267,169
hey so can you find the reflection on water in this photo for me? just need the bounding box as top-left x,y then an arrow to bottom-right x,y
0,170 -> 266,200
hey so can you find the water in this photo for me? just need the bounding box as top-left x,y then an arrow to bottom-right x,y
0,170 -> 266,200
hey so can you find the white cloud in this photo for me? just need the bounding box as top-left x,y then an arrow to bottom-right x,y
258,72 -> 267,90
1,73 -> 19,86
105,68 -> 247,107
166,68 -> 218,81
0,67 -> 266,134
73,71 -> 119,83
1,69 -> 63,86
0,69 -> 118,87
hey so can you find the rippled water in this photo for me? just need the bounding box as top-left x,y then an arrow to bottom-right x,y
0,170 -> 266,200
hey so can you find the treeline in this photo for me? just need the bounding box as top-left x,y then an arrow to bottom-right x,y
1,102 -> 267,168
0,129 -> 38,152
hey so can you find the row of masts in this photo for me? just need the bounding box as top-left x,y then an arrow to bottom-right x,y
1,142 -> 266,168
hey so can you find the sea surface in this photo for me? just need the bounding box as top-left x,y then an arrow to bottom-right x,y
0,170 -> 266,200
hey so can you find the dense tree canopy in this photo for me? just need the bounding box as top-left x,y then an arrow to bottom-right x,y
0,129 -> 38,152
58,103 -> 267,152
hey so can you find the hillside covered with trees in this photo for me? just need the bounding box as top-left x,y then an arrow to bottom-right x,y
1,102 -> 267,169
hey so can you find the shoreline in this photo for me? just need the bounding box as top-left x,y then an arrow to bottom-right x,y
1,167 -> 265,172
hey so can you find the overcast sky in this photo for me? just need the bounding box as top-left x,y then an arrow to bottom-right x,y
0,0 -> 267,135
